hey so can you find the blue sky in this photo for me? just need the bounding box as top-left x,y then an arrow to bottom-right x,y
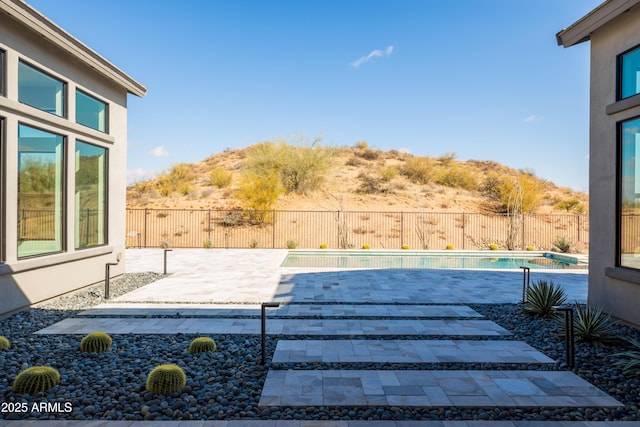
28,0 -> 601,192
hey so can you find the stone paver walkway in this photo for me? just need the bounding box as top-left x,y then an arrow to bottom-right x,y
79,303 -> 482,318
272,340 -> 554,364
259,370 -> 622,407
2,421 -> 639,426
35,317 -> 509,336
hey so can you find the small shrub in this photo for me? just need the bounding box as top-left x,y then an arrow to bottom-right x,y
557,304 -> 617,345
188,337 -> 217,354
378,165 -> 398,182
446,244 -> 454,250
250,239 -> 259,248
615,337 -> 640,376
319,243 -> 328,249
355,141 -> 369,150
177,182 -> 193,196
209,167 -> 233,188
236,171 -> 282,217
80,332 -> 112,353
287,240 -> 298,249
345,156 -> 364,167
357,148 -> 380,160
489,243 -> 499,250
146,364 -> 187,394
13,366 -> 60,395
553,237 -> 571,253
0,336 -> 10,350
526,245 -> 535,251
435,166 -> 478,191
401,244 -> 410,250
203,240 -> 213,249
362,244 -> 371,249
402,156 -> 435,184
523,279 -> 567,317
356,173 -> 384,194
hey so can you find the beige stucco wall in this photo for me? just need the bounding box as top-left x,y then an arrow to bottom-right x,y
0,12 -> 130,315
588,5 -> 640,327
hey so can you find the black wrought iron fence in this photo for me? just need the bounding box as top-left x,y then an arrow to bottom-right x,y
126,209 -> 589,251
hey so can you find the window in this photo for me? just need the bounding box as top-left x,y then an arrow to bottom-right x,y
17,124 -> 64,258
76,90 -> 107,132
0,50 -> 4,96
75,141 -> 106,249
620,46 -> 640,100
18,61 -> 65,116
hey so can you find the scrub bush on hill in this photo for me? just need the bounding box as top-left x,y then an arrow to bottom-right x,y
402,156 -> 436,184
209,167 -> 233,188
235,171 -> 281,224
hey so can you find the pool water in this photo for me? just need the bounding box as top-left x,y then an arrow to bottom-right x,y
281,251 -> 587,270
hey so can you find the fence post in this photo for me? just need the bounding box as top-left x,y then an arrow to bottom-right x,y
577,215 -> 581,242
400,212 -> 404,248
144,208 -> 148,248
272,210 -> 276,248
461,213 -> 465,250
521,213 -> 525,250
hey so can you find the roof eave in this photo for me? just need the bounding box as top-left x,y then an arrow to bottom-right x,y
557,0 -> 640,48
0,0 -> 147,97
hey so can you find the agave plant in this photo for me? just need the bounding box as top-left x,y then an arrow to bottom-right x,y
614,337 -> 640,376
523,279 -> 567,317
557,304 -> 617,345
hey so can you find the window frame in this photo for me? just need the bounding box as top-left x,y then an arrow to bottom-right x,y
18,60 -> 67,117
617,115 -> 640,270
0,49 -> 5,97
75,89 -> 108,133
17,123 -> 67,259
74,140 -> 108,249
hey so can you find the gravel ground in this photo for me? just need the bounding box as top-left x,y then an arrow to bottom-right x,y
1,273 -> 640,421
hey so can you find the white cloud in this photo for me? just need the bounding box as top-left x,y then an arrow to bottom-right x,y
523,115 -> 542,123
148,145 -> 169,157
127,168 -> 157,185
398,147 -> 412,154
351,45 -> 394,68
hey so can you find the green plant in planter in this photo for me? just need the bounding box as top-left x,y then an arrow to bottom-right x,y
146,364 -> 187,394
526,245 -> 535,251
188,337 -> 217,354
319,243 -> 328,249
489,243 -> 499,250
362,244 -> 371,249
557,304 -> 617,345
615,337 -> 640,376
401,244 -> 410,250
13,366 -> 60,395
446,244 -> 454,250
0,336 -> 10,350
523,279 -> 567,317
286,240 -> 297,249
80,332 -> 112,353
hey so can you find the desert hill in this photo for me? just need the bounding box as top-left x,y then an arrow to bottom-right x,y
126,141 -> 587,215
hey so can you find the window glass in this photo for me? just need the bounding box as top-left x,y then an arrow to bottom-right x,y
18,61 -> 65,116
0,50 -> 4,96
17,124 -> 64,257
76,90 -> 107,132
621,47 -> 640,99
75,141 -> 106,248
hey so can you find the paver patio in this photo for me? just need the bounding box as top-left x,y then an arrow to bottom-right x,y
272,339 -> 554,364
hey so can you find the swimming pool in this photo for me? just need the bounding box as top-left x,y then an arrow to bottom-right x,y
281,250 -> 587,270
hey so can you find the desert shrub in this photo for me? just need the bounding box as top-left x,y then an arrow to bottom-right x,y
0,336 -> 10,350
435,166 -> 478,191
13,366 -> 60,395
557,304 -> 617,345
402,156 -> 435,184
245,139 -> 335,194
188,337 -> 217,354
177,182 -> 193,196
80,332 -> 112,353
615,338 -> 640,376
250,239 -> 259,248
401,244 -> 410,250
155,163 -> 194,196
287,240 -> 298,249
345,156 -> 364,167
356,173 -> 384,194
482,172 -> 544,213
553,237 -> 571,253
437,152 -> 457,166
203,240 -> 213,249
489,243 -> 499,250
523,279 -> 567,317
236,171 -> 282,218
222,213 -> 244,227
210,167 -> 233,188
446,244 -> 454,250
526,245 -> 535,251
362,244 -> 371,249
146,364 -> 187,394
355,141 -> 369,150
319,243 -> 328,249
554,197 -> 583,213
357,148 -> 380,160
378,165 -> 398,182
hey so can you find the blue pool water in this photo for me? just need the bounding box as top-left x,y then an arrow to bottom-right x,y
281,251 -> 587,270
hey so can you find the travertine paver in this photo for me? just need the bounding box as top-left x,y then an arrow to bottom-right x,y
258,370 -> 622,407
272,340 -> 554,364
79,303 -> 482,318
35,318 -> 509,336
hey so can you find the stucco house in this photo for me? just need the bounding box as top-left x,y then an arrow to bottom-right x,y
557,0 -> 640,326
0,0 -> 146,315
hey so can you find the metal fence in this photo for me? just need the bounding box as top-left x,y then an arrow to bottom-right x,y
126,209 -> 589,251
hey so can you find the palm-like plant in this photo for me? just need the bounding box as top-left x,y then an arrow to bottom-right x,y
615,337 -> 640,376
523,279 -> 567,317
557,304 -> 617,345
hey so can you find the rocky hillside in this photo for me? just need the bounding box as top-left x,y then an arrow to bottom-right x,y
126,142 -> 587,214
